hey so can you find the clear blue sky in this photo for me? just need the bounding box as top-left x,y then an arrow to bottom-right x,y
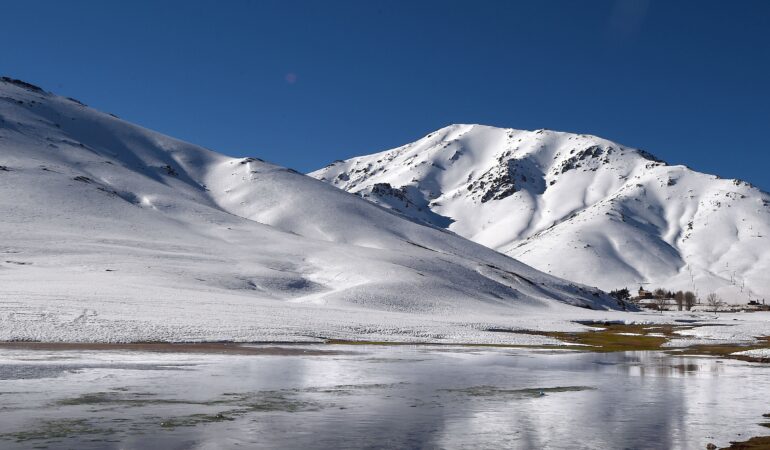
2,1 -> 769,190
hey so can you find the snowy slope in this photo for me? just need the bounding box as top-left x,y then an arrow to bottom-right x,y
311,124 -> 770,303
0,78 -> 626,343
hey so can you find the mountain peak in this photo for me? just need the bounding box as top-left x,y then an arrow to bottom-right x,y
311,125 -> 770,302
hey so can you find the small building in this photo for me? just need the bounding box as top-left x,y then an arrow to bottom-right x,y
746,300 -> 770,311
637,287 -> 653,300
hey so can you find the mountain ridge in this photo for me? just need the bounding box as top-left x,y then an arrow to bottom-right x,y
311,124 -> 770,303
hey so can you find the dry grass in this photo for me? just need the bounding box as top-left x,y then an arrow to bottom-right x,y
720,436 -> 770,449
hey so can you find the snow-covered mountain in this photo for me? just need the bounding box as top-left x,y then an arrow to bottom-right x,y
0,78 -> 625,343
311,124 -> 770,303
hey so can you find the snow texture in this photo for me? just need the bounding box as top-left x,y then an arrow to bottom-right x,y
311,124 -> 770,303
0,78 -> 630,343
731,348 -> 770,358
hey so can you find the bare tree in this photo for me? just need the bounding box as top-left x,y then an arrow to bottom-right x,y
684,291 -> 697,310
674,291 -> 684,311
705,293 -> 724,314
653,289 -> 668,312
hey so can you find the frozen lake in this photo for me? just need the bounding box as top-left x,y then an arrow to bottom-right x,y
0,345 -> 768,449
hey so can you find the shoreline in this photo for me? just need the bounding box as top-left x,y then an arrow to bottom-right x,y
1,322 -> 769,363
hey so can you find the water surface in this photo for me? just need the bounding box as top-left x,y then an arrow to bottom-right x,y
0,346 -> 767,449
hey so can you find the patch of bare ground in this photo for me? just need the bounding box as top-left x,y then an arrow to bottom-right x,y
536,324 -> 770,363
719,435 -> 770,449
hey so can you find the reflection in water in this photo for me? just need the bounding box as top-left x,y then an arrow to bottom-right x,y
0,347 -> 767,449
614,352 -> 724,378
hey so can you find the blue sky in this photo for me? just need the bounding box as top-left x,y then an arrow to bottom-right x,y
2,0 -> 769,190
